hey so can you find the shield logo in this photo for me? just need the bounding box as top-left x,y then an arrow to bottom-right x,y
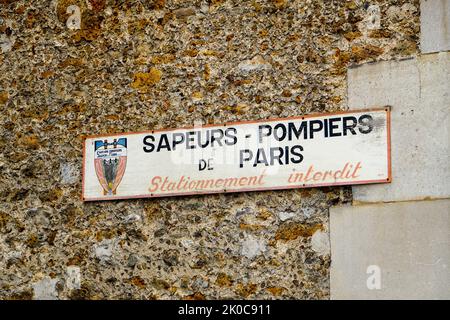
94,138 -> 127,195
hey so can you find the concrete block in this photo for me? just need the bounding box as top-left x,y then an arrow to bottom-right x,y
330,199 -> 450,299
420,0 -> 450,53
348,52 -> 450,202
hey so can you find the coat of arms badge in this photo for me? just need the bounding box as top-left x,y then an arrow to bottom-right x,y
94,138 -> 127,195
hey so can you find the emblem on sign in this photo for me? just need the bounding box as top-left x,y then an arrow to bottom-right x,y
94,138 -> 127,195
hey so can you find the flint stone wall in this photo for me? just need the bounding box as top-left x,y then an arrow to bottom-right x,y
0,0 -> 420,299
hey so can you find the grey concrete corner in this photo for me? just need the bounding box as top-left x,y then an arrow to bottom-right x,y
330,199 -> 450,300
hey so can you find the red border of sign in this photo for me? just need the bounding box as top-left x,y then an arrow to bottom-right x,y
82,107 -> 392,202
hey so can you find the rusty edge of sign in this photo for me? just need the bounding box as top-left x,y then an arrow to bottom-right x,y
81,106 -> 392,202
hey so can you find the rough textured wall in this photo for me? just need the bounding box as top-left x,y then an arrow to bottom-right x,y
0,0 -> 419,299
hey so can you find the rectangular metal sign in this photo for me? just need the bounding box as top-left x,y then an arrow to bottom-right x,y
82,107 -> 391,201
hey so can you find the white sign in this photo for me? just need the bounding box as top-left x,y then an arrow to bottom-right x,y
82,107 -> 391,201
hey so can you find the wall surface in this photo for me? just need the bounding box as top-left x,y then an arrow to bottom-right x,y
420,0 -> 449,53
348,52 -> 450,202
331,200 -> 450,299
0,0 -> 422,299
330,0 -> 450,300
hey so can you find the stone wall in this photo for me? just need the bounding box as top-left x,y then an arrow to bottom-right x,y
0,0 -> 420,299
